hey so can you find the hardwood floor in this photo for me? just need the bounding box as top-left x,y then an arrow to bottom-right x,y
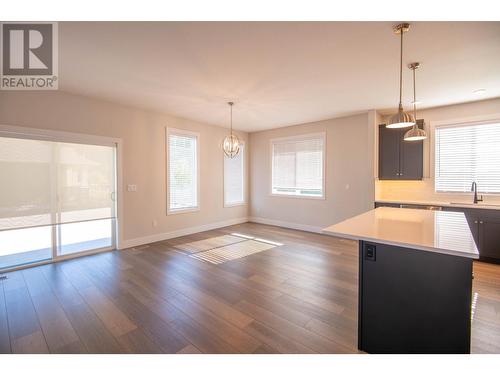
0,222 -> 499,354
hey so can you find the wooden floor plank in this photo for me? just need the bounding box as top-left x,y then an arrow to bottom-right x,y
116,328 -> 163,354
11,331 -> 49,354
39,264 -> 87,308
52,339 -> 88,354
235,300 -> 353,353
243,320 -> 315,354
168,291 -> 261,353
2,272 -> 49,353
177,344 -> 202,354
169,315 -> 240,354
62,301 -> 124,354
109,293 -> 189,353
77,285 -> 137,337
22,268 -> 81,353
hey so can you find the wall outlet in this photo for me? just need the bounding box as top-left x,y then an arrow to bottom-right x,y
127,184 -> 137,192
152,220 -> 158,227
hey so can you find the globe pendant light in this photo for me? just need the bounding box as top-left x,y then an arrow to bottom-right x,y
404,62 -> 427,141
387,23 -> 415,129
222,102 -> 240,158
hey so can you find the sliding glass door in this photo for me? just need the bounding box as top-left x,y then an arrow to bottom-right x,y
0,135 -> 117,270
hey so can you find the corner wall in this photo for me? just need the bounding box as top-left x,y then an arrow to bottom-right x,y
249,112 -> 374,231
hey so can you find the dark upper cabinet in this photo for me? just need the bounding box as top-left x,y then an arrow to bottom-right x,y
378,119 -> 424,180
379,125 -> 401,179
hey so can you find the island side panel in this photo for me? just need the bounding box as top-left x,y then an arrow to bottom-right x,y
358,240 -> 473,354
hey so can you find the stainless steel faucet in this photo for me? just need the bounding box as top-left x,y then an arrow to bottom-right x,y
471,181 -> 483,204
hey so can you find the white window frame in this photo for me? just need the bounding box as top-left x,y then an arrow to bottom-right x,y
0,123 -> 123,271
166,127 -> 200,215
431,114 -> 500,195
270,132 -> 326,200
223,141 -> 246,208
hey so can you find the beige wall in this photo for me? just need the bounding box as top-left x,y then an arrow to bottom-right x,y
249,113 -> 374,231
375,98 -> 500,204
1,89 -> 498,244
0,91 -> 249,247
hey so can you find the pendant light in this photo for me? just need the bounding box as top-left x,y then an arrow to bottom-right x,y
386,23 -> 415,129
404,62 -> 427,141
222,102 -> 241,158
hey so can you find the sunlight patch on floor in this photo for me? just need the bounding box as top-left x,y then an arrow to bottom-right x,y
190,239 -> 277,265
173,234 -> 246,254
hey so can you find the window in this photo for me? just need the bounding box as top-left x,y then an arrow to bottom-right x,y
0,133 -> 117,270
224,143 -> 245,206
435,121 -> 500,193
271,133 -> 325,198
167,128 -> 199,213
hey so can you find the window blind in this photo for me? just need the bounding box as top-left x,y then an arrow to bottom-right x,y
224,143 -> 245,206
271,134 -> 325,197
168,131 -> 198,212
435,122 -> 500,193
0,136 -> 116,231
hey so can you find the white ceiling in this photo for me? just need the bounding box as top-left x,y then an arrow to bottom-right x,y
59,22 -> 500,132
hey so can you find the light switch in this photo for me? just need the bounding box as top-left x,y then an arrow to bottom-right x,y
127,184 -> 137,192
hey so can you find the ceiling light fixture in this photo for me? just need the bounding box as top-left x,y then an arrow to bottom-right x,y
387,23 -> 415,129
222,102 -> 241,158
404,62 -> 427,141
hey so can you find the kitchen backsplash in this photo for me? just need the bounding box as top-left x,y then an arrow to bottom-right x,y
375,178 -> 500,204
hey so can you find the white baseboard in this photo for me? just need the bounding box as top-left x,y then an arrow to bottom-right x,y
118,217 -> 249,249
248,216 -> 323,234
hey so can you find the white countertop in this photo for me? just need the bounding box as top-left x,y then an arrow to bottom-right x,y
323,207 -> 479,259
375,198 -> 500,211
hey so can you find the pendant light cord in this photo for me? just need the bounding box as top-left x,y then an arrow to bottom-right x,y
228,101 -> 234,136
399,29 -> 403,107
412,66 -> 417,119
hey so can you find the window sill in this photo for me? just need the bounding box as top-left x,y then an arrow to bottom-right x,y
224,202 -> 247,208
167,207 -> 200,215
270,193 -> 326,201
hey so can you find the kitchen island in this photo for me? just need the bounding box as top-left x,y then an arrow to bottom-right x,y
323,207 -> 479,354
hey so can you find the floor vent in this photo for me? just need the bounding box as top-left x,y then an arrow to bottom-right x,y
0,275 -> 7,280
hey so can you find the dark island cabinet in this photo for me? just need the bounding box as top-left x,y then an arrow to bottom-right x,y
378,120 -> 424,180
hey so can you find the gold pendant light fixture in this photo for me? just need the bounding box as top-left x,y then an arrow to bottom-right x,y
386,23 -> 416,129
222,101 -> 241,158
404,62 -> 427,141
